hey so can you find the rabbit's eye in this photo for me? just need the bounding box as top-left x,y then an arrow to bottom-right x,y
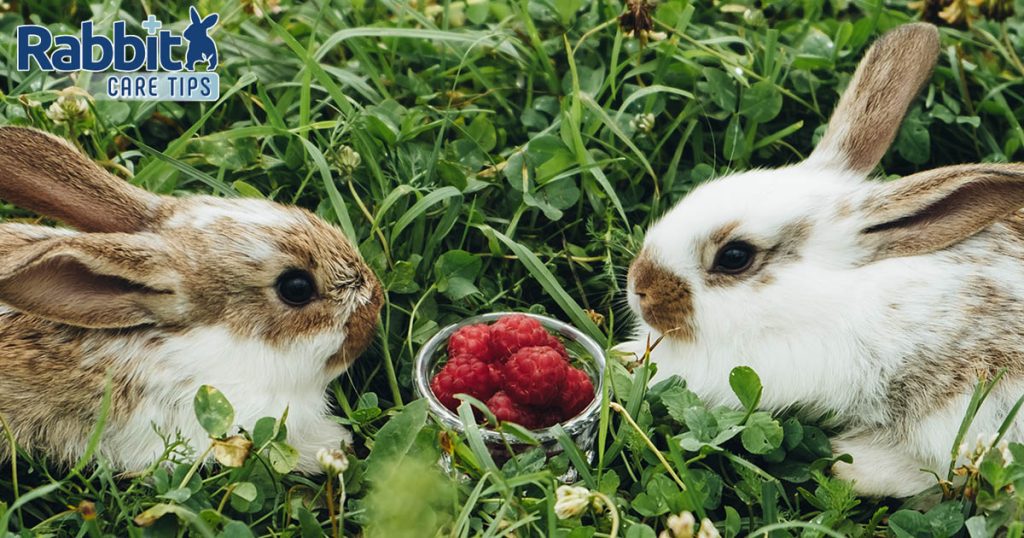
712,241 -> 756,274
276,270 -> 317,307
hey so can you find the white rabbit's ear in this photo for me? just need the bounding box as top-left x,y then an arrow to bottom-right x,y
0,233 -> 182,329
807,23 -> 940,175
0,127 -> 161,233
860,164 -> 1024,261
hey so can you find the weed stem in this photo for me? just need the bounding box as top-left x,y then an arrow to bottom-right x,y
608,402 -> 687,492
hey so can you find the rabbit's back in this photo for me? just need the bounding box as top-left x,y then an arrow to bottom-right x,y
869,216 -> 1024,452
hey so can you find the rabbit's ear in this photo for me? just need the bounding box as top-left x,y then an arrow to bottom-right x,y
0,127 -> 161,233
202,13 -> 219,27
190,6 -> 202,24
859,164 -> 1024,261
807,24 -> 940,175
0,233 -> 183,329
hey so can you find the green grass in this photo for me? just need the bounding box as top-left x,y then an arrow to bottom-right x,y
2,0 -> 1024,536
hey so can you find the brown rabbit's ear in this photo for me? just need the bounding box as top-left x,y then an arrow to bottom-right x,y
860,164 -> 1024,262
0,127 -> 161,233
807,23 -> 940,175
0,233 -> 183,329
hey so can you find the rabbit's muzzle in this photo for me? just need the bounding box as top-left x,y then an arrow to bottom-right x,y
627,252 -> 696,341
330,276 -> 384,373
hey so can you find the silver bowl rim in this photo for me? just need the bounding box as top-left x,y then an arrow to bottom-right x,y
412,312 -> 607,444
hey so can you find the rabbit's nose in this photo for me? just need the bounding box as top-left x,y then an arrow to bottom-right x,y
627,251 -> 695,340
629,252 -> 682,299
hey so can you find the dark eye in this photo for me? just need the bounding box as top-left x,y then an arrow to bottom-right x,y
275,270 -> 317,307
713,241 -> 756,274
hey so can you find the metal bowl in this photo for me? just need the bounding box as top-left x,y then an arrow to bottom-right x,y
413,312 -> 607,473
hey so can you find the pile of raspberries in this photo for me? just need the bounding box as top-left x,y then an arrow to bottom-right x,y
430,314 -> 595,430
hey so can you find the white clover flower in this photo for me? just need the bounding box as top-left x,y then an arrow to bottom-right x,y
47,94 -> 90,124
554,484 -> 592,519
631,113 -> 656,134
243,0 -> 281,17
423,2 -> 466,26
665,511 -> 696,538
743,8 -> 765,26
998,440 -> 1013,464
316,448 -> 350,475
333,145 -> 362,176
696,518 -> 721,538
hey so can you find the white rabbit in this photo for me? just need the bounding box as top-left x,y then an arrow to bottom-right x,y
618,23 -> 1024,497
0,127 -> 383,473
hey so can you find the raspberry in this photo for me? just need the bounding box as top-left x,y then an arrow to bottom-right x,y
430,355 -> 501,411
560,367 -> 595,420
490,314 -> 552,361
502,346 -> 568,407
448,324 -> 497,363
486,391 -> 540,429
545,334 -> 569,359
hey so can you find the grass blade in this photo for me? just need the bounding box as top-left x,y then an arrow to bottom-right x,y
492,229 -> 603,341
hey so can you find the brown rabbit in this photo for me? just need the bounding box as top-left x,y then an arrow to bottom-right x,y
0,127 -> 383,473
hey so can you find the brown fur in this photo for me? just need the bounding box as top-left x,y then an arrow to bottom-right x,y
332,280 -> 384,373
884,270 -> 1024,434
860,164 -> 1024,261
811,24 -> 940,174
703,219 -> 811,288
0,128 -> 159,233
628,250 -> 695,340
153,206 -> 380,348
0,126 -> 383,467
0,312 -> 145,464
0,231 -> 179,329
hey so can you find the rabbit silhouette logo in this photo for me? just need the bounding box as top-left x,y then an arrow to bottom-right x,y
182,6 -> 218,71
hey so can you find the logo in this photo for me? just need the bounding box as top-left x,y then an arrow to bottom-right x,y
16,6 -> 220,101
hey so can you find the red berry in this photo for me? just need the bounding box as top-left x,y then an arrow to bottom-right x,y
545,334 -> 569,359
430,355 -> 501,411
448,324 -> 497,363
486,391 -> 541,429
490,314 -> 552,361
502,346 -> 568,407
560,367 -> 595,420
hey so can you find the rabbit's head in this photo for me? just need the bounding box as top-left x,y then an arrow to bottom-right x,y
184,6 -> 218,39
626,24 -> 1024,391
0,127 -> 382,378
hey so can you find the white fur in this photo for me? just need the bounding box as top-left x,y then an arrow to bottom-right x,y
97,326 -> 350,473
830,438 -> 935,497
0,222 -> 77,239
621,161 -> 1024,496
834,380 -> 1024,496
165,197 -> 300,231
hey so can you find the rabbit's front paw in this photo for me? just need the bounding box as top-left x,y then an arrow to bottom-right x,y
831,436 -> 938,497
293,420 -> 353,474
